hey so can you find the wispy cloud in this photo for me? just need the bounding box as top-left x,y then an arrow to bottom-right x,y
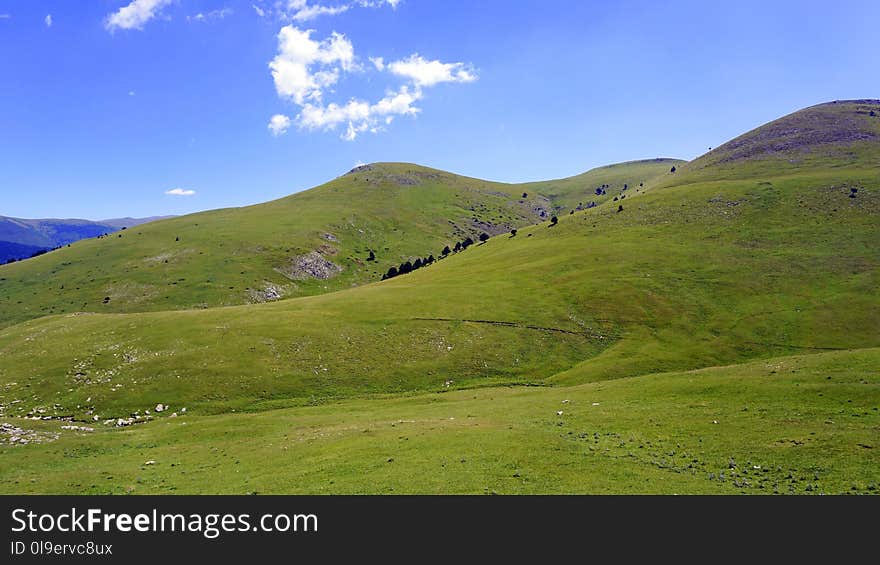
105,0 -> 172,32
253,0 -> 401,22
165,188 -> 196,196
187,8 -> 233,23
290,2 -> 350,22
0,14 -> 11,20
44,14 -> 52,27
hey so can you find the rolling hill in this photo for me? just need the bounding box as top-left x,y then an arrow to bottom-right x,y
0,100 -> 877,494
0,159 -> 680,328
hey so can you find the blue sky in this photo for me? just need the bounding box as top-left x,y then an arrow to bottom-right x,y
0,0 -> 877,219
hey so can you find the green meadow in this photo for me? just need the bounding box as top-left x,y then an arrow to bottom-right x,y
1,100 -> 878,494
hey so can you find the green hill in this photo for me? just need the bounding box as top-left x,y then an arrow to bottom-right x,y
675,99 -> 880,181
0,160 -> 679,328
0,100 -> 877,494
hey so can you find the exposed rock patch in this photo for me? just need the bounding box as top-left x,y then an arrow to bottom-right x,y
1,422 -> 59,445
316,244 -> 338,256
248,282 -> 288,303
470,218 -> 513,236
390,175 -> 419,186
346,164 -> 374,175
276,251 -> 343,281
357,168 -> 444,186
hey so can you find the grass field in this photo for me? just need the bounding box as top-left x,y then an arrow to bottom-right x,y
1,348 -> 876,494
0,100 -> 878,494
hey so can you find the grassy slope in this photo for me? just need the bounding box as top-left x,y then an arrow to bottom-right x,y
0,118 -> 876,420
0,100 -> 878,493
1,348 -> 876,494
519,157 -> 682,210
0,160 -> 678,328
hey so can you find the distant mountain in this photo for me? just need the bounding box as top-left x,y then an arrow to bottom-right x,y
100,216 -> 176,229
0,241 -> 51,264
0,215 -> 174,264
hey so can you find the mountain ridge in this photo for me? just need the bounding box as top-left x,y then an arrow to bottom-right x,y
0,159 -> 679,327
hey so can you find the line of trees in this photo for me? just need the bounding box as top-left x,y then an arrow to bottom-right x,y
382,254 -> 437,280
382,232 -> 490,281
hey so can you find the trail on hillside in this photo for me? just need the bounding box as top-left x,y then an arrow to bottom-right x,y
411,317 -> 609,340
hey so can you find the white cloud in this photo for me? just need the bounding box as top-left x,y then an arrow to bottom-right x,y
0,14 -> 11,20
105,0 -> 172,32
387,54 -> 477,87
128,90 -> 136,96
298,85 -> 421,140
44,14 -> 52,27
269,25 -> 356,105
268,114 -> 292,136
187,8 -> 233,22
356,0 -> 401,9
253,0 -> 401,21
289,2 -> 349,22
267,23 -> 477,141
165,188 -> 196,196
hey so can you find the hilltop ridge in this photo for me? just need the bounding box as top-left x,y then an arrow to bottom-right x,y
0,159 -> 676,327
682,99 -> 880,178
